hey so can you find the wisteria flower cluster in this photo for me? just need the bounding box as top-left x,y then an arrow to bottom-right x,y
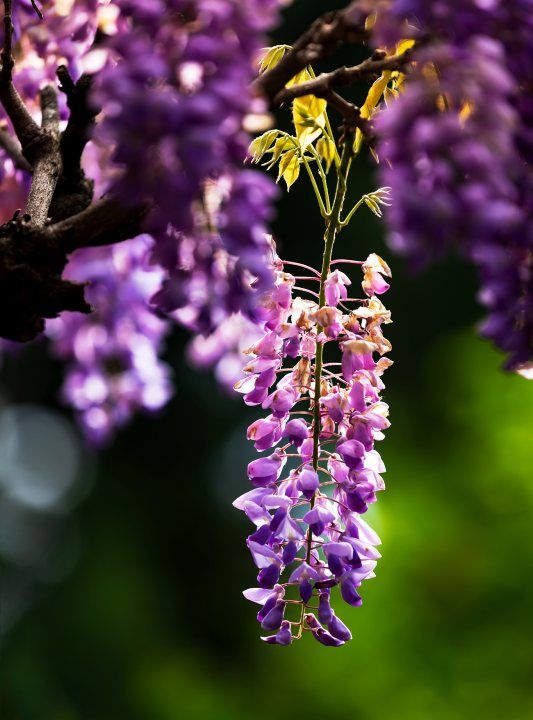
0,0 -> 283,443
234,249 -> 393,645
47,236 -> 172,446
95,0 -> 281,332
373,0 -> 533,374
49,0 -> 282,441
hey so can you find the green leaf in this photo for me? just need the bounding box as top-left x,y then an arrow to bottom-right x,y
289,68 -> 327,151
277,150 -> 300,190
259,45 -> 291,74
248,130 -> 279,163
264,135 -> 295,169
354,71 -> 391,153
316,136 -> 336,172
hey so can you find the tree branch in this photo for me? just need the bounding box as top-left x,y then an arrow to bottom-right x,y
0,0 -> 42,148
0,123 -> 32,171
0,0 -> 152,341
320,88 -> 361,129
49,66 -> 99,221
47,197 -> 150,252
253,0 -> 371,103
24,85 -> 62,226
0,213 -> 89,342
56,66 -> 98,182
273,47 -> 416,106
0,197 -> 150,341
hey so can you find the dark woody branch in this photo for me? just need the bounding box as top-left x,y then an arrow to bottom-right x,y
0,197 -> 150,342
0,0 -> 151,342
56,66 -> 98,184
273,47 -> 416,107
320,88 -> 361,129
25,85 -> 62,226
49,66 -> 99,221
1,0 -> 63,226
0,0 -> 42,149
0,213 -> 90,342
47,197 -> 150,253
253,0 -> 371,103
0,123 -> 32,171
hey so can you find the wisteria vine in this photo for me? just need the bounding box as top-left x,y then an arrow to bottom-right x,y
234,80 -> 394,642
0,0 -> 531,647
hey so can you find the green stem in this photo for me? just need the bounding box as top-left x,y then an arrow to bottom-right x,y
285,133 -> 327,218
307,144 -> 331,214
323,116 -> 341,169
340,196 -> 365,227
305,138 -> 354,570
301,158 -> 328,218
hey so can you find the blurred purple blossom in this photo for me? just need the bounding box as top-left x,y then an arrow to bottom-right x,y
47,236 -> 172,446
375,2 -> 533,372
95,0 -> 282,332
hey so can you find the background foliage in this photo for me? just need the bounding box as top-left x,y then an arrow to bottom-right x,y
1,1 -> 532,717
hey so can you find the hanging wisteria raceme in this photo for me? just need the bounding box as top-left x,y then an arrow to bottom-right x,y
372,1 -> 533,373
47,235 -> 172,446
377,39 -> 522,265
234,244 -> 393,645
94,0 -> 282,333
0,0 -> 284,439
374,0 -> 533,63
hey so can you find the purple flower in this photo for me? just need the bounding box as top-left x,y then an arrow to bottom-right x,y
236,253 -> 392,644
321,387 -> 349,424
305,614 -> 345,647
327,613 -> 352,642
262,384 -> 299,418
247,452 -> 285,487
375,9 -> 533,372
297,467 -> 320,501
247,416 -> 284,452
260,600 -> 285,631
94,0 -> 282,333
283,418 -> 309,447
261,620 -> 293,646
47,236 -> 172,446
318,591 -> 333,624
303,506 -> 336,537
336,439 -> 366,471
340,574 -> 363,607
324,270 -> 351,307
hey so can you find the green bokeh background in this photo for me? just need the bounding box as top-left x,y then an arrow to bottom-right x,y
1,2 -> 533,718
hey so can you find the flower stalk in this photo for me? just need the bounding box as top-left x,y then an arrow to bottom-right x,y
236,122 -> 393,646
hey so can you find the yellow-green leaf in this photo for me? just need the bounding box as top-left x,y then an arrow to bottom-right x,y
396,38 -> 415,55
277,150 -> 300,190
293,97 -> 327,150
248,130 -> 278,163
266,135 -> 296,167
316,135 -> 336,172
354,71 -> 391,153
259,45 -> 291,74
287,67 -> 327,151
